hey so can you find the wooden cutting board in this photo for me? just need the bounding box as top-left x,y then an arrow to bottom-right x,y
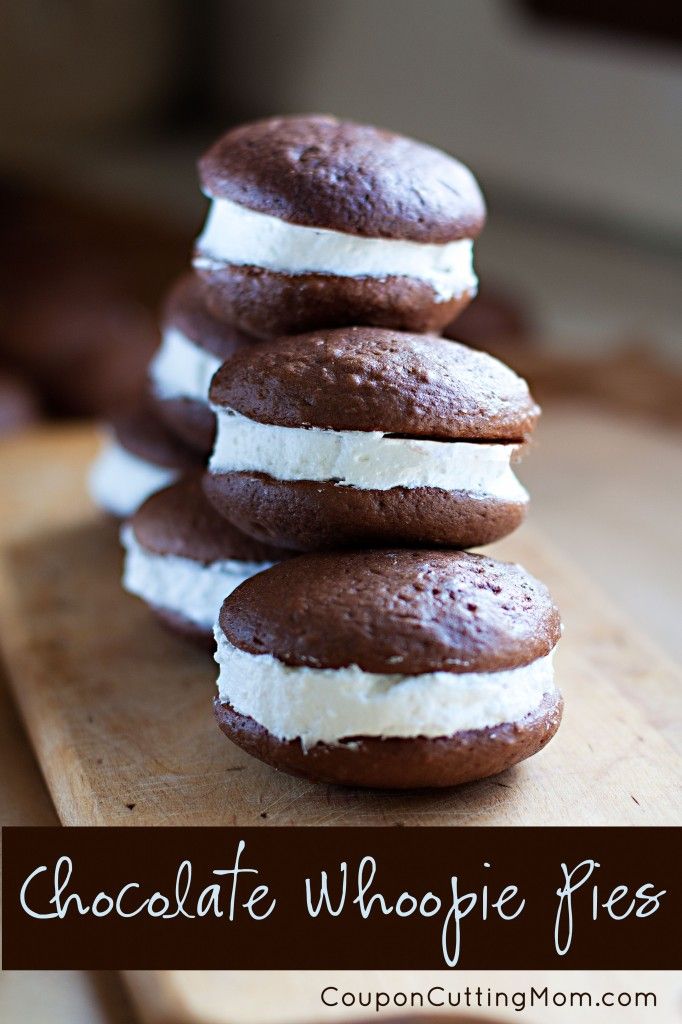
0,425 -> 680,826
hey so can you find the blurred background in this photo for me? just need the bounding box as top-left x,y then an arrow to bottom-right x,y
0,0 -> 680,646
1,0 -> 680,419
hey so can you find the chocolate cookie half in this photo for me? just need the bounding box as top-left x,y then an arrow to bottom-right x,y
122,476 -> 292,644
149,273 -> 258,455
213,549 -> 563,788
204,328 -> 539,550
193,114 -> 485,337
89,405 -> 201,518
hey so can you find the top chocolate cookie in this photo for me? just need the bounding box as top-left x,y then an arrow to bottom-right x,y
219,549 -> 562,674
161,273 -> 256,360
209,327 -> 539,440
132,475 -> 292,566
198,114 -> 485,242
113,405 -> 200,471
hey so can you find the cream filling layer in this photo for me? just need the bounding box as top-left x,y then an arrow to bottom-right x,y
121,525 -> 273,630
88,439 -> 179,518
215,627 -> 556,749
194,196 -> 477,301
210,409 -> 528,501
149,327 -> 222,404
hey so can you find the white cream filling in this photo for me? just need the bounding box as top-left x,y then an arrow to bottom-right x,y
88,439 -> 179,518
194,196 -> 477,301
209,408 -> 528,502
149,327 -> 221,404
215,627 -> 556,749
121,525 -> 273,630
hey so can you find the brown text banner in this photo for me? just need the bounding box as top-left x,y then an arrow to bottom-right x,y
2,827 -> 679,969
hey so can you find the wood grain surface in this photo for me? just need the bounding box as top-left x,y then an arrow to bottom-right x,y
0,424 -> 679,827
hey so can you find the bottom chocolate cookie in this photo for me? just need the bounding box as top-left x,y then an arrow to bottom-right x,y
197,263 -> 474,339
214,691 -> 563,789
204,472 -> 527,551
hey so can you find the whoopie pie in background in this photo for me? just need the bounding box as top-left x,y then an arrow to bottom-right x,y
89,404 -> 201,519
213,549 -> 563,789
0,368 -> 41,435
149,273 -> 258,457
203,327 -> 539,551
193,114 -> 485,338
122,475 -> 293,646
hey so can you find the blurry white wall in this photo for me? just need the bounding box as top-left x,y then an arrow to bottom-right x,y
216,0 -> 682,246
1,0 -> 679,359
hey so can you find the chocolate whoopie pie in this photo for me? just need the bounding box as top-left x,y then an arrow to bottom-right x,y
204,327 -> 539,551
213,549 -> 563,788
149,273 -> 258,455
193,114 -> 485,337
122,476 -> 293,645
89,405 -> 201,518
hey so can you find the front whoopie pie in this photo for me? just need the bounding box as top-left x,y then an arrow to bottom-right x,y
193,114 -> 485,338
203,328 -> 539,551
122,476 -> 292,645
213,549 -> 563,788
149,273 -> 258,455
89,405 -> 201,518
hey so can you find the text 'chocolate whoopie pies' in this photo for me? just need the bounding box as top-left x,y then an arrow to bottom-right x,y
149,273 -> 258,456
193,114 -> 485,337
122,475 -> 292,645
89,404 -> 202,519
213,549 -> 563,789
203,327 -> 539,551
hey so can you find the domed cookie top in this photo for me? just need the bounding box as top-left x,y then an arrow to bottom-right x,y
161,273 -> 257,359
219,548 -> 562,674
132,476 -> 293,566
210,327 -> 539,440
198,114 -> 485,242
113,405 -> 200,471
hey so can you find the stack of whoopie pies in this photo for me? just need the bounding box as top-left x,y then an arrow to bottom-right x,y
92,114 -> 562,789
